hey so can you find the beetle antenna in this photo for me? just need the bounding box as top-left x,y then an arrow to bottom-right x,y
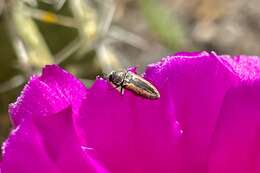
99,72 -> 108,80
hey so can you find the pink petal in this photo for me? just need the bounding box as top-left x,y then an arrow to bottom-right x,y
9,65 -> 87,127
207,55 -> 260,173
144,51 -> 239,173
1,118 -> 59,173
34,107 -> 108,173
39,65 -> 87,113
3,51 -> 260,173
77,51 -> 240,172
2,107 -> 108,173
3,65 -> 107,173
208,81 -> 260,173
78,77 -> 181,172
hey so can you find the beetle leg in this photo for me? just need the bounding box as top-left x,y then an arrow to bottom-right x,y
115,84 -> 120,89
120,86 -> 124,95
112,83 -> 123,94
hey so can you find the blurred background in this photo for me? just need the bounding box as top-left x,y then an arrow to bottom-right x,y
1,0 -> 260,148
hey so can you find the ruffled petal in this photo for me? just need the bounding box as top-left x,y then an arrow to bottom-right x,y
77,51 -> 240,172
1,118 -> 59,173
34,107 -> 108,173
39,65 -> 87,113
208,81 -> 260,173
207,55 -> 260,173
144,51 -> 239,173
78,75 -> 182,172
3,51 -> 260,173
77,79 -> 141,172
219,54 -> 260,80
9,65 -> 87,127
3,65 -> 105,173
2,107 -> 108,173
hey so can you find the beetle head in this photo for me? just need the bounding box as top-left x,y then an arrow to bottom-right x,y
107,70 -> 126,86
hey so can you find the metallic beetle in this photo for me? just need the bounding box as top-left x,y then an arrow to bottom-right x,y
106,70 -> 160,99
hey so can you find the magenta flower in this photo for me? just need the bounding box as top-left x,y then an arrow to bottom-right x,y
1,51 -> 260,173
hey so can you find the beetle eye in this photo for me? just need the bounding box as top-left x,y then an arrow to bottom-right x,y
108,74 -> 113,81
108,72 -> 115,81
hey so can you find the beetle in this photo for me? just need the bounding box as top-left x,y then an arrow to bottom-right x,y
106,70 -> 160,99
